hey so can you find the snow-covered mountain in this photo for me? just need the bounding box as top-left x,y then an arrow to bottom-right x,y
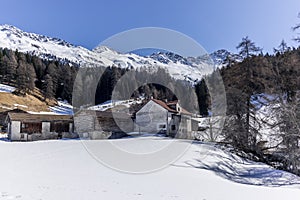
210,49 -> 242,68
0,24 -> 232,82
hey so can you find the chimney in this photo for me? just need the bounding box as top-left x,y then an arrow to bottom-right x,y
176,100 -> 181,112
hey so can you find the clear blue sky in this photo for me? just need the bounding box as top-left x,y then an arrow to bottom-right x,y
0,0 -> 299,53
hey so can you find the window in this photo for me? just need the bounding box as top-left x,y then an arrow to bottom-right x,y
171,125 -> 176,131
21,123 -> 42,134
21,123 -> 27,128
159,124 -> 166,129
50,122 -> 69,133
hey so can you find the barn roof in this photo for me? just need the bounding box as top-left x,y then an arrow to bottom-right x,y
0,109 -> 27,125
151,99 -> 178,113
7,112 -> 73,122
151,99 -> 192,115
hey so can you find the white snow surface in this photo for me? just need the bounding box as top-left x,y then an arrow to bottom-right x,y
0,24 -> 214,82
0,136 -> 299,200
88,99 -> 141,111
49,101 -> 73,115
0,83 -> 15,93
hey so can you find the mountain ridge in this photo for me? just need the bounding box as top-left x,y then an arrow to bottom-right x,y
0,24 -> 238,82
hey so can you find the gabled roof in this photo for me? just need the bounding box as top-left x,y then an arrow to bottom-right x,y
7,112 -> 73,122
151,99 -> 178,113
151,99 -> 192,115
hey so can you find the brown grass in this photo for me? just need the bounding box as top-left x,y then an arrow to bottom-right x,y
0,88 -> 57,112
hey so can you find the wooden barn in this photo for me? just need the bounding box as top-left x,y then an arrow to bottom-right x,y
6,112 -> 74,141
134,99 -> 198,139
0,109 -> 27,133
74,110 -> 134,139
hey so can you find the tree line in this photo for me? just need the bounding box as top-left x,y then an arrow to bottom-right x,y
201,35 -> 300,176
0,48 -> 199,113
0,48 -> 77,102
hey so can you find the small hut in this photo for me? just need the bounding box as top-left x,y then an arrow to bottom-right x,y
74,110 -> 134,139
6,112 -> 74,141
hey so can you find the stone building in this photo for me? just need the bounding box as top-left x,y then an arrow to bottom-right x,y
6,112 -> 74,141
74,110 -> 133,139
134,99 -> 198,139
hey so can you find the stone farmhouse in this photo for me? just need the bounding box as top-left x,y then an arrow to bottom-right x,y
134,99 -> 198,139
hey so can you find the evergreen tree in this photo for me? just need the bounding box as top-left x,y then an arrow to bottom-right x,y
0,50 -> 5,83
15,60 -> 27,95
234,37 -> 262,150
3,50 -> 17,85
195,78 -> 209,116
292,12 -> 300,43
273,40 -> 290,54
42,74 -> 54,101
236,36 -> 262,59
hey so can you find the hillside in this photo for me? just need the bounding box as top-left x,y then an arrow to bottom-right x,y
0,87 -> 55,113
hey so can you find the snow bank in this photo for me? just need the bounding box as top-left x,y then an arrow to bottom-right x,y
49,101 -> 73,115
0,84 -> 15,93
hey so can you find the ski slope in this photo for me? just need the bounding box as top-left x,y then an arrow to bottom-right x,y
0,136 -> 299,200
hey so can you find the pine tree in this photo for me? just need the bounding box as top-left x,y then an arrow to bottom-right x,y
195,78 -> 209,116
273,40 -> 290,54
25,63 -> 36,92
234,37 -> 262,150
15,60 -> 27,95
42,74 -> 54,101
292,12 -> 300,43
0,50 -> 5,83
236,36 -> 262,59
3,50 -> 17,85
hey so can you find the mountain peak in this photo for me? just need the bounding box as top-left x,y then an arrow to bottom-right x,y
0,24 -> 219,82
92,46 -> 118,54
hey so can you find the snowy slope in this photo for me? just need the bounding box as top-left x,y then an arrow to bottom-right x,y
0,24 -> 214,82
0,24 -> 106,66
0,137 -> 299,200
0,83 -> 15,93
88,99 -> 142,111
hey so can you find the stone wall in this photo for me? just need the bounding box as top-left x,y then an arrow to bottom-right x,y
74,110 -> 132,139
10,121 -> 20,141
135,101 -> 168,133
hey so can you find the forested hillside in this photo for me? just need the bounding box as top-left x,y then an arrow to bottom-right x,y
207,38 -> 300,176
0,48 -> 77,102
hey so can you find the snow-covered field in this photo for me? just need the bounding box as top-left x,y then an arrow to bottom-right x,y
0,136 -> 299,200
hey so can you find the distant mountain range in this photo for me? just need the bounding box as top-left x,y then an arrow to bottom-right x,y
0,24 -> 240,82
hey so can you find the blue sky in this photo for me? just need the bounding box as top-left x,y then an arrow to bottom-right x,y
1,0 -> 300,53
